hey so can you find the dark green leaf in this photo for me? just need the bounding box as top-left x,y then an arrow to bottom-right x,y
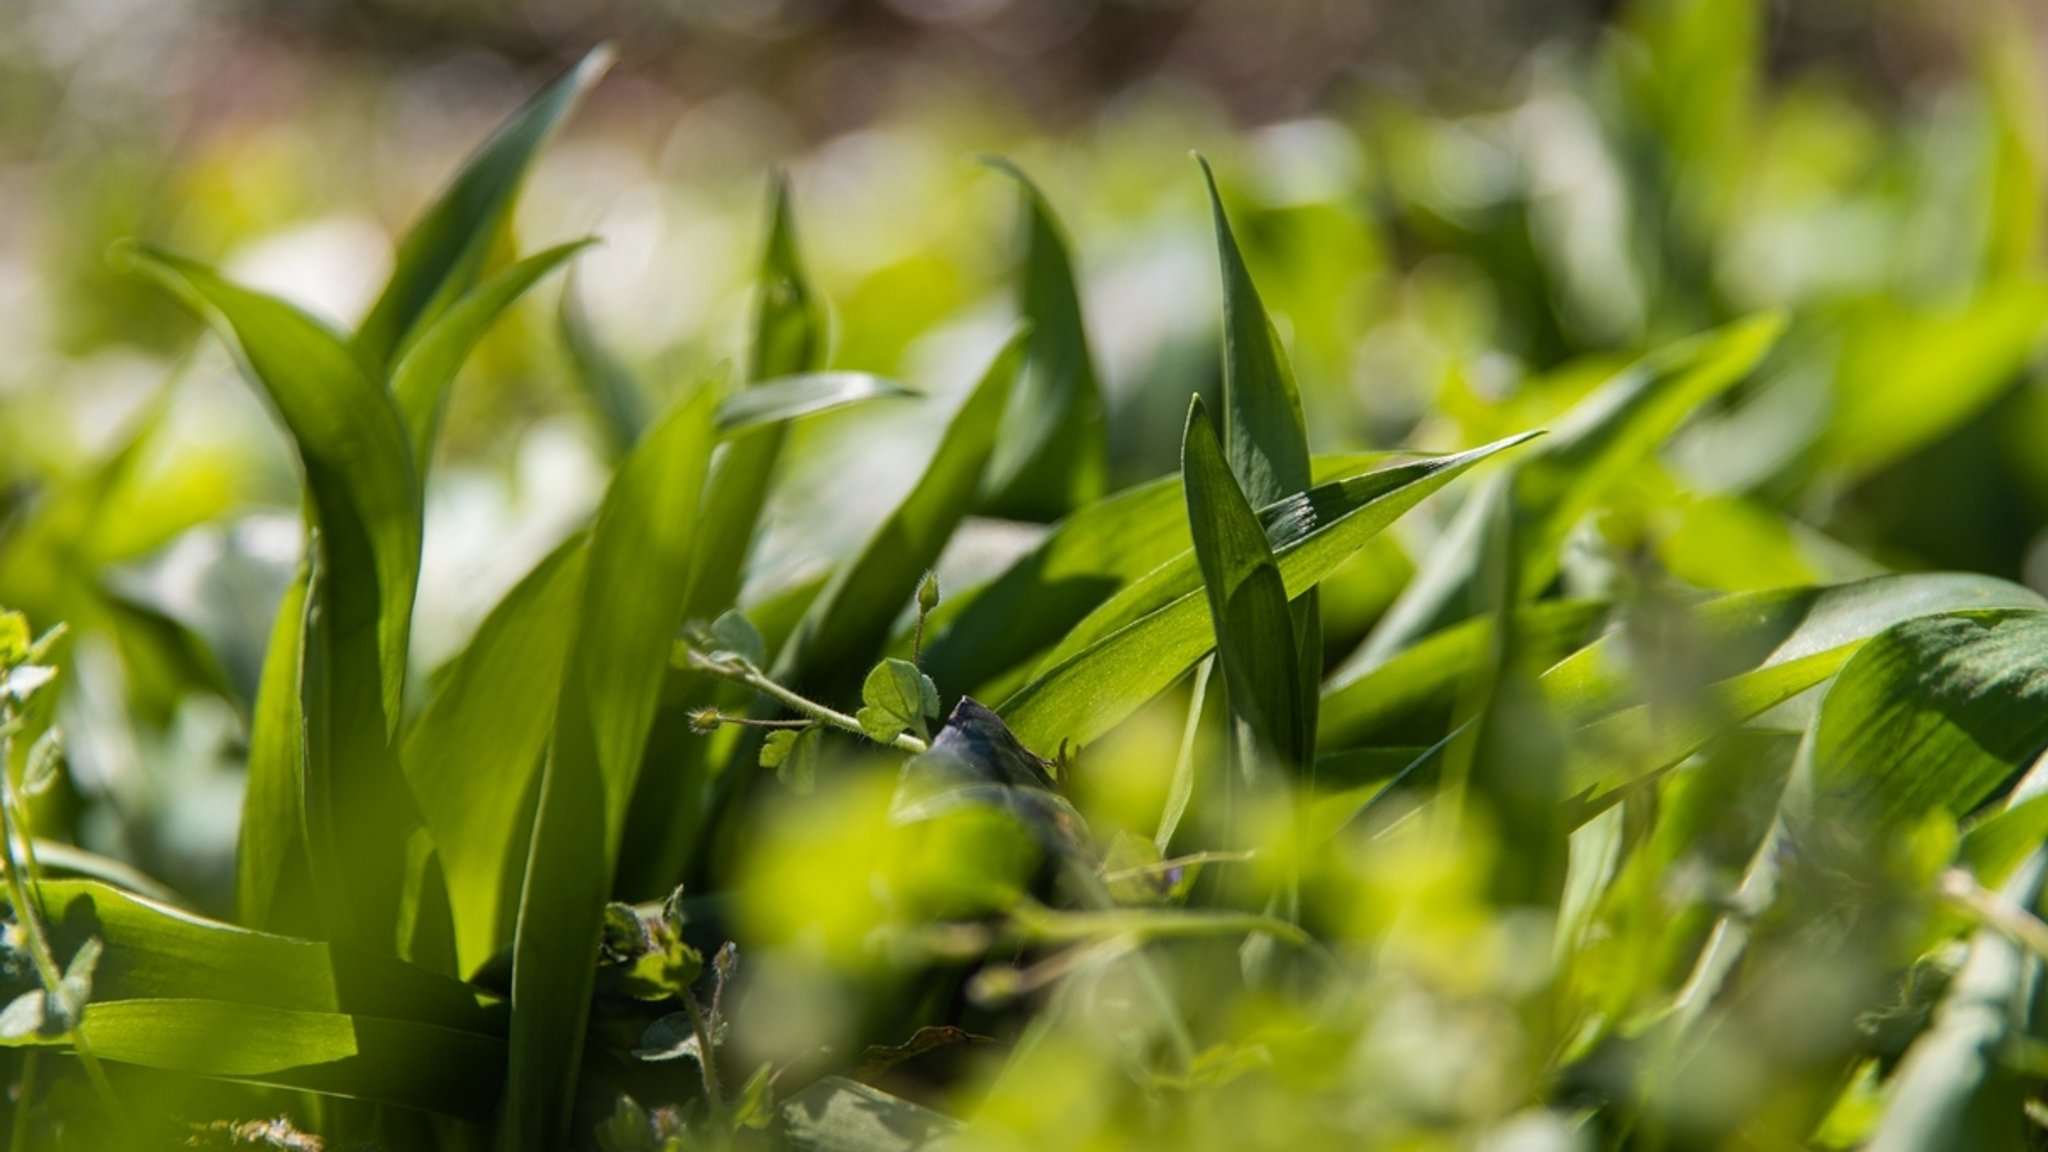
857,657 -> 940,743
981,158 -> 1108,520
1182,395 -> 1307,770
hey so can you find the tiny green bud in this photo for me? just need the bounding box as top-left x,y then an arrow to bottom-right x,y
687,707 -> 724,735
917,570 -> 941,614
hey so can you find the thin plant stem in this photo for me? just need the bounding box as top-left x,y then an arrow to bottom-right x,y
687,651 -> 928,754
682,991 -> 724,1112
12,1049 -> 36,1150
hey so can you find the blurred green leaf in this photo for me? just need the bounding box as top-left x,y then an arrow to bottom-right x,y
354,46 -> 611,372
778,1076 -> 960,1152
234,558 -> 311,933
714,372 -> 917,437
1348,314 -> 1783,670
391,239 -> 591,475
981,158 -> 1108,521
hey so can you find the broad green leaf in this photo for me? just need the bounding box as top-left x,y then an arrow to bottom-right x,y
1182,396 -> 1307,769
715,372 -> 916,437
981,158 -> 1109,521
235,557 -> 312,932
1804,609 -> 2048,837
10,999 -> 505,1118
504,383 -> 718,1151
1865,854 -> 2043,1152
779,1076 -> 961,1152
391,239 -> 591,475
1001,433 -> 1537,752
774,329 -> 1025,701
858,657 -> 939,743
15,879 -> 495,1033
121,246 -> 420,736
403,533 -> 589,975
1318,598 -> 1611,750
355,47 -> 611,371
1346,313 -> 1783,671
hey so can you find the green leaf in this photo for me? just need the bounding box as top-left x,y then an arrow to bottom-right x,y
1182,396 -> 1307,770
1346,313 -> 1784,670
774,329 -> 1026,700
391,239 -> 591,476
0,613 -> 27,664
857,657 -> 940,743
1803,609 -> 2048,837
684,174 -> 829,628
1001,433 -> 1536,752
234,557 -> 312,932
504,382 -> 719,1151
120,246 -> 420,738
354,47 -> 611,372
21,728 -> 62,799
920,453 -> 1393,702
762,727 -> 822,794
981,158 -> 1108,520
715,372 -> 916,437
1821,287 -> 2048,480
749,169 -> 828,384
706,608 -> 769,669
1199,155 -> 1321,759
20,999 -> 505,1119
560,273 -> 648,455
402,534 -> 590,976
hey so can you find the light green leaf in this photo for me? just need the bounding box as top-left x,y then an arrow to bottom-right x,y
981,158 -> 1108,521
504,382 -> 718,1151
354,46 -> 611,371
560,274 -> 648,455
402,533 -> 589,976
1001,433 -> 1537,752
762,727 -> 822,794
858,657 -> 940,744
391,239 -> 591,475
1347,313 -> 1783,670
715,372 -> 916,437
706,608 -> 768,669
774,329 -> 1025,701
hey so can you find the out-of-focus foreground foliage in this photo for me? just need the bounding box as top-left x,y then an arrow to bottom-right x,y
11,1 -> 2048,1149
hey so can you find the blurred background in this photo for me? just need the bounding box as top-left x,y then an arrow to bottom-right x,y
5,0 -> 2048,913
